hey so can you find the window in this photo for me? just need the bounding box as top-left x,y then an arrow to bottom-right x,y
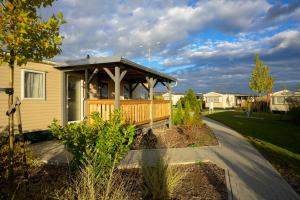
123,83 -> 130,99
206,97 -> 220,103
21,69 -> 45,99
100,82 -> 108,99
273,96 -> 286,104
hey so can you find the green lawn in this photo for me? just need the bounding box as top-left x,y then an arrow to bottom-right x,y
205,111 -> 300,173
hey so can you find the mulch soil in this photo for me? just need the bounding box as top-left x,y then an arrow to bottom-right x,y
120,162 -> 227,200
132,125 -> 218,149
0,163 -> 227,200
0,164 -> 71,200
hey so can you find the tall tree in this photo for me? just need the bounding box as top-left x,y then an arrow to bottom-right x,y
0,0 -> 64,189
249,54 -> 274,111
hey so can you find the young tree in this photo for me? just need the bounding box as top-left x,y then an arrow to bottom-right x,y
0,0 -> 65,189
173,100 -> 183,125
183,101 -> 191,125
184,89 -> 201,113
249,54 -> 274,111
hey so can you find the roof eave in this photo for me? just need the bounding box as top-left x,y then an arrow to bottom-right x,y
120,58 -> 176,82
55,56 -> 176,82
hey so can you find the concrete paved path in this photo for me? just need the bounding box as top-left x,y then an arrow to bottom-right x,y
121,117 -> 299,200
29,140 -> 72,164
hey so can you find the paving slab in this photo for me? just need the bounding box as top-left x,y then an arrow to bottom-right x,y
29,140 -> 72,165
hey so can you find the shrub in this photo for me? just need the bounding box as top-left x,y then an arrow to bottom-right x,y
288,107 -> 300,124
49,119 -> 97,166
286,97 -> 300,124
49,110 -> 136,169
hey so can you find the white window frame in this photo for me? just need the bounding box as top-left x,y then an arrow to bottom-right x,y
21,69 -> 46,100
273,96 -> 286,105
207,97 -> 220,103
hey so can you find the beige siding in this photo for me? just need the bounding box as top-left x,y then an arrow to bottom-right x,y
0,62 -> 63,133
204,93 -> 236,108
205,102 -> 223,108
270,104 -> 289,112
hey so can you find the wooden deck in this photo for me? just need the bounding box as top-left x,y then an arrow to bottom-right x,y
88,99 -> 171,125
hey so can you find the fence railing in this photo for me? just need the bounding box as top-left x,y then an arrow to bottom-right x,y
88,99 -> 171,125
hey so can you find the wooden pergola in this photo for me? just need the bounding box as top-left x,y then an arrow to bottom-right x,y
56,56 -> 176,127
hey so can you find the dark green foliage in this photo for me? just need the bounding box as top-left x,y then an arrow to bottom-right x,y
286,97 -> 300,124
288,107 -> 300,124
49,110 -> 135,168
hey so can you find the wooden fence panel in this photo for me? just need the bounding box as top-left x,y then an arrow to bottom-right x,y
88,99 -> 170,125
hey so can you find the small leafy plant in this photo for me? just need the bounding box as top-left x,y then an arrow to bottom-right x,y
49,110 -> 136,169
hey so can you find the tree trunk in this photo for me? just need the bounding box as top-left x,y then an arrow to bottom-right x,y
8,51 -> 15,191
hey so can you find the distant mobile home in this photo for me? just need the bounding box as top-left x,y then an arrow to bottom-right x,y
270,90 -> 300,112
0,56 -> 176,133
162,92 -> 184,105
160,92 -> 202,106
203,92 -> 249,109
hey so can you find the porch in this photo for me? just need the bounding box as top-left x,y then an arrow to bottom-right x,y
55,56 -> 176,127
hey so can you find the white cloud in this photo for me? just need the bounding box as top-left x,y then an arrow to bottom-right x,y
40,0 -> 300,92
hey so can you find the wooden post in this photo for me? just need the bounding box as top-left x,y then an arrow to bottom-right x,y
104,67 -> 127,110
166,83 -> 173,128
146,77 -> 157,127
115,67 -> 120,109
84,69 -> 89,119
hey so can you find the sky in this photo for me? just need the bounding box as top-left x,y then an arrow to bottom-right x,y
43,0 -> 300,93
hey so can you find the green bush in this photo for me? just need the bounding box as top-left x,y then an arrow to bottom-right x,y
49,110 -> 135,168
